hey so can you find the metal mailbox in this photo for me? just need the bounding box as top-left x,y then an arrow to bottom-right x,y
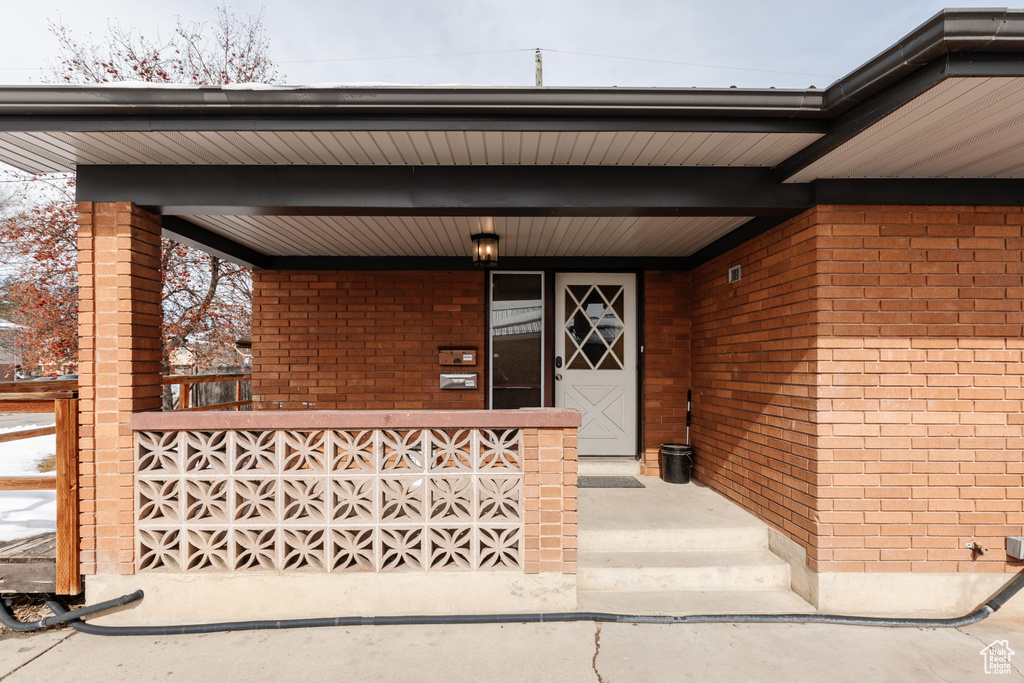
439,373 -> 478,389
439,349 -> 476,366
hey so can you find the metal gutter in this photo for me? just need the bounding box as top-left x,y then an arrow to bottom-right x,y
0,86 -> 826,119
0,9 -> 1020,127
822,8 -> 1024,115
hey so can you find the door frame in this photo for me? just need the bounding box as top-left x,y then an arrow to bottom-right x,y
486,267 -> 644,460
487,270 -> 547,409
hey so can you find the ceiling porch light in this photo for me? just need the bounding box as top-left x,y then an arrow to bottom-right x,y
471,232 -> 500,268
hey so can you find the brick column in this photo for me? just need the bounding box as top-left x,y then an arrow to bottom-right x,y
78,202 -> 162,575
522,427 -> 578,574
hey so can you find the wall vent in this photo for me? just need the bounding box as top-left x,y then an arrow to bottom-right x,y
728,265 -> 742,283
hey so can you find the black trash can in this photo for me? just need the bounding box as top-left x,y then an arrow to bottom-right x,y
661,444 -> 693,484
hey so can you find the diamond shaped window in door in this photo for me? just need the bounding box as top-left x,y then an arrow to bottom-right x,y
563,285 -> 625,370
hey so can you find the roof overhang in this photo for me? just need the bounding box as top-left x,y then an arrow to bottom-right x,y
1,8 -> 1024,268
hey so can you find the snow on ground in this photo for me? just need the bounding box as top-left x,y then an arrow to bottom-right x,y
0,423 -> 57,542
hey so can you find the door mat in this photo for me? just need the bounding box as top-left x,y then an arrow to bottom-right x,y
578,476 -> 645,489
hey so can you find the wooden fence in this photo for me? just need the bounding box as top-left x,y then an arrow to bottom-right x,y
0,382 -> 79,594
0,373 -> 249,594
163,373 -> 252,411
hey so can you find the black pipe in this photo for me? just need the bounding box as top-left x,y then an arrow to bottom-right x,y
685,388 -> 692,445
5,569 -> 1017,637
0,590 -> 144,632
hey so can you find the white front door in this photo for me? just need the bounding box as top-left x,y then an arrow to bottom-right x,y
554,273 -> 637,456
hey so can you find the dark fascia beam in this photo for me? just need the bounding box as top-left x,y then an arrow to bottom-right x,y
78,165 -> 811,217
157,171 -> 1024,271
160,215 -> 270,269
685,176 -> 1024,269
0,114 -> 827,135
775,52 -> 1024,182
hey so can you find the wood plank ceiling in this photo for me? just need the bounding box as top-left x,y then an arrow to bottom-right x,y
0,130 -> 819,174
786,77 -> 1024,182
182,214 -> 752,258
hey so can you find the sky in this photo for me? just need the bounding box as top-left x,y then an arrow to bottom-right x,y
0,1 -> 1015,90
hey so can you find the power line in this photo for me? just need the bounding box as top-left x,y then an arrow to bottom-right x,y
279,49 -> 532,65
0,48 -> 833,80
538,48 -> 832,78
279,47 -> 832,79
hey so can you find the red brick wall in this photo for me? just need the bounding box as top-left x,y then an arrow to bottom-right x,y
642,271 -> 692,475
523,427 -> 579,574
690,205 -> 1024,574
78,202 -> 164,576
690,210 -> 827,563
812,205 -> 1024,573
251,270 -> 486,409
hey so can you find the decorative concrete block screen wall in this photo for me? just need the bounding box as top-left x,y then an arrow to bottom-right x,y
689,205 -> 1024,575
131,410 -> 579,576
136,428 -> 525,572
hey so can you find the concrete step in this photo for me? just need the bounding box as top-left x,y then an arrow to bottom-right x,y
577,457 -> 640,476
577,549 -> 791,593
577,588 -> 815,615
579,525 -> 767,553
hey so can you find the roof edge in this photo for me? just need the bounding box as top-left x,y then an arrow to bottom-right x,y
824,7 -> 1024,113
0,86 -> 827,118
0,9 -> 1020,122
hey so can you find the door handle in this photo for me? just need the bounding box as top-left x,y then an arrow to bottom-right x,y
555,374 -> 563,381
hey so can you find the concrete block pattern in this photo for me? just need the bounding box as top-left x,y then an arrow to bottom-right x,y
135,428 -> 524,573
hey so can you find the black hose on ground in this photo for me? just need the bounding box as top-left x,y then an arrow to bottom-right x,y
1,568 -> 1014,636
0,591 -> 144,632
3,570 -> 1022,636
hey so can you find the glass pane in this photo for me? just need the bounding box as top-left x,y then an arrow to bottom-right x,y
564,331 -> 578,355
581,330 -> 607,367
608,288 -> 624,320
568,309 -> 591,345
568,285 -> 589,305
582,288 -> 608,323
598,352 -> 621,370
599,314 -> 624,341
492,388 -> 542,409
491,273 -> 543,409
568,352 -> 590,370
610,334 -> 625,366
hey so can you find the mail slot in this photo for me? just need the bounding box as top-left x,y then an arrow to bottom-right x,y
439,349 -> 476,366
440,372 -> 478,389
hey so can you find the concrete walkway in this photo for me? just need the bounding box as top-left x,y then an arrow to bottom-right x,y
578,478 -> 813,614
2,618 -> 1022,682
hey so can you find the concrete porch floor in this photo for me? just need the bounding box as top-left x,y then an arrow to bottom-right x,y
579,477 -> 773,537
577,477 -> 815,614
5,613 -> 1022,682
2,618 -> 1024,683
